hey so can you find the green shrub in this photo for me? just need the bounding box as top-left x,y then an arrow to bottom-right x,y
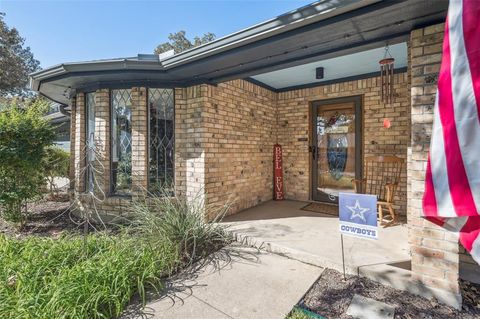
0,234 -> 179,319
0,99 -> 54,223
286,308 -> 320,319
42,146 -> 70,195
128,190 -> 232,265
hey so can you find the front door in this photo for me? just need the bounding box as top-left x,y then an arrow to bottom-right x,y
311,96 -> 362,204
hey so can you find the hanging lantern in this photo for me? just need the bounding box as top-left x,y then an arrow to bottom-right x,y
379,45 -> 395,105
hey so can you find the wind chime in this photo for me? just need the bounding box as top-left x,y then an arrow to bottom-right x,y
379,45 -> 395,105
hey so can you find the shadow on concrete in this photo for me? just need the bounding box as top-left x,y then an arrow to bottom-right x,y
222,200 -> 338,222
387,260 -> 411,271
121,244 -> 260,319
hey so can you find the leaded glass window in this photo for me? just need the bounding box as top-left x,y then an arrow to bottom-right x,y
86,92 -> 96,193
148,88 -> 174,193
111,89 -> 132,195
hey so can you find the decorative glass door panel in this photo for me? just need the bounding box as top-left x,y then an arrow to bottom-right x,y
311,97 -> 362,203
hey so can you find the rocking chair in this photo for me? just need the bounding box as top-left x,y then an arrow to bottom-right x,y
352,156 -> 404,226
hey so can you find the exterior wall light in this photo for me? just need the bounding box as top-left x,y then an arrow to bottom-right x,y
316,67 -> 324,79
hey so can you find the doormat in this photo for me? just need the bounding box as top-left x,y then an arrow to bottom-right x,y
301,202 -> 338,216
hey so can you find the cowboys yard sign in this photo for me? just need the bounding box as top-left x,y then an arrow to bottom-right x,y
339,192 -> 378,239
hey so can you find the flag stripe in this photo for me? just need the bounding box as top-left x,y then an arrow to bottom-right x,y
444,217 -> 467,232
437,17 -> 477,217
423,155 -> 438,217
448,0 -> 480,213
429,91 -> 456,217
468,227 -> 480,264
459,216 -> 480,253
462,0 -> 480,120
423,0 -> 480,268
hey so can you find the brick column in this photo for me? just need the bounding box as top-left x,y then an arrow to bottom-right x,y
74,93 -> 85,193
131,87 -> 148,195
175,86 -> 207,203
69,97 -> 76,191
408,23 -> 462,308
174,88 -> 186,197
94,89 -> 111,196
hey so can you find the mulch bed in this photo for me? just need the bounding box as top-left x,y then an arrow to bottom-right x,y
299,269 -> 480,319
0,199 -> 85,238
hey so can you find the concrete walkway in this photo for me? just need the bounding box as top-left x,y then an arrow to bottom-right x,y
124,245 -> 322,319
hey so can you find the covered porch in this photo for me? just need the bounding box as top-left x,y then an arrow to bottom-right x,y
223,200 -> 411,289
31,0 -> 475,308
223,197 -> 480,307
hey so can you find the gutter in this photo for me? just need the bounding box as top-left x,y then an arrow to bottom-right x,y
30,65 -> 67,91
30,56 -> 164,92
39,92 -> 71,117
59,104 -> 71,117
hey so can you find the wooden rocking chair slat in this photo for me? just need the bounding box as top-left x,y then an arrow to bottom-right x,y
352,155 -> 404,227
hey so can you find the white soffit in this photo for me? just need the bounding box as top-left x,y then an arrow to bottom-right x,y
251,42 -> 407,89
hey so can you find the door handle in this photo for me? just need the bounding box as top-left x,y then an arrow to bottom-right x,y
309,145 -> 317,160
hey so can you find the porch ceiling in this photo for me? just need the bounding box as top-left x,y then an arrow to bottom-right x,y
250,42 -> 408,90
190,0 -> 447,83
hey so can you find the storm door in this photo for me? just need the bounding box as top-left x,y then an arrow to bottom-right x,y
311,96 -> 362,204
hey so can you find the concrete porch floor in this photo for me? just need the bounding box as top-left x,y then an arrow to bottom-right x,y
223,200 -> 410,271
222,200 -> 413,293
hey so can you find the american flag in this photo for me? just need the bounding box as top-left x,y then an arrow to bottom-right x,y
423,0 -> 480,264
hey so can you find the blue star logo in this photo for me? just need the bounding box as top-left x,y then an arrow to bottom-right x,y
346,200 -> 370,222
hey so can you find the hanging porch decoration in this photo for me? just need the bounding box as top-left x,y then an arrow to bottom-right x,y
379,45 -> 395,105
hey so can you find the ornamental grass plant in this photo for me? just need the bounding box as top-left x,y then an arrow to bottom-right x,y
127,189 -> 233,266
0,190 -> 232,319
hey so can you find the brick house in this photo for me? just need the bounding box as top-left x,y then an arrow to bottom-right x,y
30,0 -> 479,309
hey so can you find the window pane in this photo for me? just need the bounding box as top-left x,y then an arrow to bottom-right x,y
86,92 -> 96,193
111,89 -> 132,195
148,88 -> 174,193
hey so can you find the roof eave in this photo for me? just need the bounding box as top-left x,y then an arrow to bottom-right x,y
30,65 -> 67,91
160,0 -> 380,69
28,0 -> 380,93
29,59 -> 166,91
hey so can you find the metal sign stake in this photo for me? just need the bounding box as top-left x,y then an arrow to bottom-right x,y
340,233 -> 346,281
338,192 -> 378,282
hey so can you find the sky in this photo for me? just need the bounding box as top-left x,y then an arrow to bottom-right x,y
1,0 -> 312,68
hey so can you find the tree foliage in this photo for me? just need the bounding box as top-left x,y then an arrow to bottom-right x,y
0,99 -> 55,223
0,12 -> 41,96
154,30 -> 216,54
